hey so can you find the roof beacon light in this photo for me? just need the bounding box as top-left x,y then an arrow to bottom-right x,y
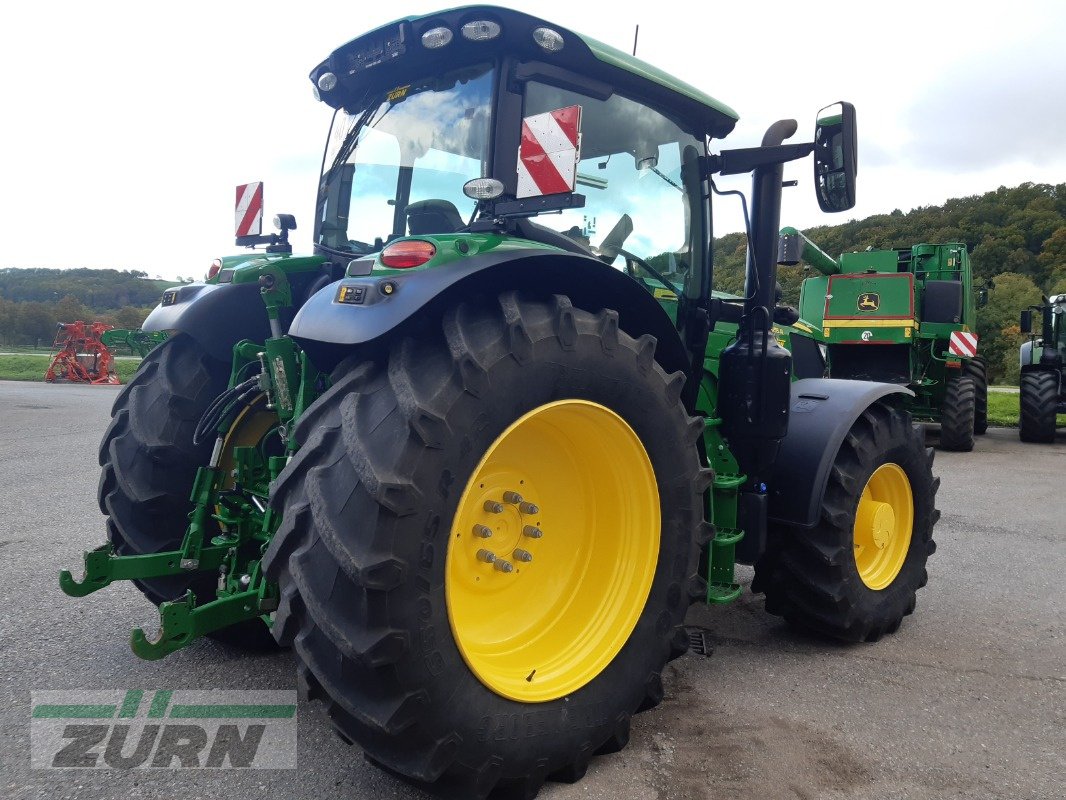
317,72 -> 337,92
463,178 -> 505,200
533,27 -> 564,52
461,20 -> 501,41
422,26 -> 453,49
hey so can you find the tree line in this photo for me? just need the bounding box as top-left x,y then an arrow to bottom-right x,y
3,183 -> 1065,378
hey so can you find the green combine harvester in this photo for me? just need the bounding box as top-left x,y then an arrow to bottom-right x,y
1019,294 -> 1066,442
781,229 -> 987,450
61,7 -> 940,796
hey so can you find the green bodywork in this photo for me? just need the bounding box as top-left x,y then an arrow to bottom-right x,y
789,227 -> 978,420
59,6 -> 823,657
98,328 -> 168,358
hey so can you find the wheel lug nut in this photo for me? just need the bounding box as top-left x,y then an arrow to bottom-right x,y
518,502 -> 539,515
513,549 -> 533,563
484,500 -> 504,514
494,559 -> 514,573
473,524 -> 493,538
476,549 -> 496,563
503,490 -> 523,504
523,525 -> 543,539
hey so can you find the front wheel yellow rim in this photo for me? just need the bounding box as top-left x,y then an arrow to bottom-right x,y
853,463 -> 914,590
446,400 -> 660,703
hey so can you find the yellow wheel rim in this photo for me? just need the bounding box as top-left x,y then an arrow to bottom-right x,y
446,400 -> 660,703
217,397 -> 280,491
853,463 -> 914,590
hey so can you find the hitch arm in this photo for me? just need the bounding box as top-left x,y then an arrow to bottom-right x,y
59,544 -> 230,598
130,588 -> 276,661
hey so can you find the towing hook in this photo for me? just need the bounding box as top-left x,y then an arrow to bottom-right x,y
59,544 -> 117,597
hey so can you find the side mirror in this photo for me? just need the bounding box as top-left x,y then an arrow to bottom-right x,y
813,102 -> 857,213
1020,309 -> 1033,334
977,288 -> 988,307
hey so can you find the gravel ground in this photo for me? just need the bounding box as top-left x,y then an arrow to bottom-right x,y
0,380 -> 1062,799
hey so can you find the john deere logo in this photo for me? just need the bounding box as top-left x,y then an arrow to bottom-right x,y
857,292 -> 880,312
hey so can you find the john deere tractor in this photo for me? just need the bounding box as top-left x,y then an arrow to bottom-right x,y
61,7 -> 939,797
1019,294 -> 1066,442
781,229 -> 987,450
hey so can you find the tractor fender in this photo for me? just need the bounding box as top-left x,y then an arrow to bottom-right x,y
289,249 -> 691,378
142,282 -> 271,362
767,378 -> 914,529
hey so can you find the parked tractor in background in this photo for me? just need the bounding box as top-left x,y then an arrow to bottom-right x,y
781,229 -> 987,450
99,328 -> 168,359
60,8 -> 940,797
44,321 -> 121,384
1019,294 -> 1065,442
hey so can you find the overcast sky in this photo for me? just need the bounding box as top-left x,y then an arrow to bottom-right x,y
2,0 -> 1064,280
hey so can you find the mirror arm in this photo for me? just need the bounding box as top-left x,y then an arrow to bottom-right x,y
710,142 -> 815,176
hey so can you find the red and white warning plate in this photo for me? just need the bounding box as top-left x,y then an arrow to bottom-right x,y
235,182 -> 264,238
948,330 -> 978,357
517,105 -> 582,199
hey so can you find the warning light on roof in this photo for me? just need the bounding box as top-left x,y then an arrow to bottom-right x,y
461,20 -> 501,41
533,27 -> 564,52
421,26 -> 453,49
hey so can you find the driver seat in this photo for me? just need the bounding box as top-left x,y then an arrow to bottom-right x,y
407,199 -> 465,234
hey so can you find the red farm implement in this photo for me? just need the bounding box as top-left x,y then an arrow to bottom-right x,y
44,321 -> 121,384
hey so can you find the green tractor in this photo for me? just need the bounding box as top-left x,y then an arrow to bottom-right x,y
1019,294 -> 1066,442
781,229 -> 987,450
61,7 -> 939,796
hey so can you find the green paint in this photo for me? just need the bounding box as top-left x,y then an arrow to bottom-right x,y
169,704 -> 297,719
118,690 -> 143,718
147,690 -> 172,718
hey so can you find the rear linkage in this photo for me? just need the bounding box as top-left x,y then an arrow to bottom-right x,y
60,268 -> 323,659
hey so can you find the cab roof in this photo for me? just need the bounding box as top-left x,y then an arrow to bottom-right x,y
311,5 -> 739,139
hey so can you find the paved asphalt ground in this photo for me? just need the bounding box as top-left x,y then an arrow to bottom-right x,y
1,380 -> 1062,800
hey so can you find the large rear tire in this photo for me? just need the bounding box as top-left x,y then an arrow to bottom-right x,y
264,293 -> 708,798
938,375 -> 975,451
964,358 -> 988,435
756,402 -> 939,642
98,333 -> 278,651
1019,370 -> 1058,443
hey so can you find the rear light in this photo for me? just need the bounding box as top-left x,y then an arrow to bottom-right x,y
380,240 -> 436,269
207,259 -> 222,280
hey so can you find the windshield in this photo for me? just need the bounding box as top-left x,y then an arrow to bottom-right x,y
317,64 -> 494,254
524,81 -> 704,294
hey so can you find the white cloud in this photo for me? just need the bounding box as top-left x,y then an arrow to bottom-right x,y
1,0 -> 1064,279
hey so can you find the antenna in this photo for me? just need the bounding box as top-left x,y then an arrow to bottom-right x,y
632,24 -> 639,56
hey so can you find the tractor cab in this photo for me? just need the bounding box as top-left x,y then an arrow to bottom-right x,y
309,7 -> 737,327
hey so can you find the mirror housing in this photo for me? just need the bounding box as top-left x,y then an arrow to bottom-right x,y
1020,309 -> 1033,334
813,102 -> 857,212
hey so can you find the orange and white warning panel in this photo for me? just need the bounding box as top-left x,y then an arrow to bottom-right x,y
517,106 -> 582,199
235,182 -> 264,238
948,330 -> 978,358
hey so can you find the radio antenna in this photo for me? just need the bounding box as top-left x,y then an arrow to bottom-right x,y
632,24 -> 639,56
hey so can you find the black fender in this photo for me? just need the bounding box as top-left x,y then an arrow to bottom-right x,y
289,249 -> 691,378
142,282 -> 271,362
767,378 -> 915,529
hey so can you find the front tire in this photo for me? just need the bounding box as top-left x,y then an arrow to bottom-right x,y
964,358 -> 988,435
938,375 -> 975,451
1019,370 -> 1058,443
264,293 -> 707,798
756,402 -> 939,642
